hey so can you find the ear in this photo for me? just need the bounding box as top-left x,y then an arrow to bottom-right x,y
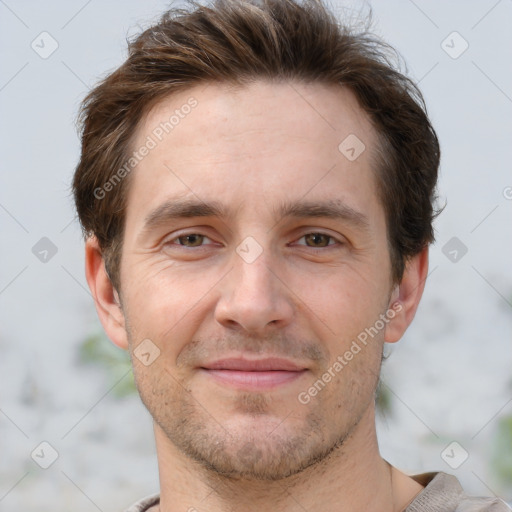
384,246 -> 429,343
85,236 -> 129,350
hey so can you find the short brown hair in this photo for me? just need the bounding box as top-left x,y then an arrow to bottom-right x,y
72,0 -> 441,292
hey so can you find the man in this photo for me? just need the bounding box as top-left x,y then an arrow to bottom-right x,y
72,0 -> 509,510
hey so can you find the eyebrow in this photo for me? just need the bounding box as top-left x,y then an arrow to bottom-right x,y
138,198 -> 226,241
137,197 -> 370,241
272,199 -> 370,231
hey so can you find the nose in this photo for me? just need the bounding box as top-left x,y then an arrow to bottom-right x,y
214,249 -> 294,335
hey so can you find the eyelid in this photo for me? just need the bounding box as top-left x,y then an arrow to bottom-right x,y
164,232 -> 217,247
293,232 -> 343,248
162,229 -> 344,248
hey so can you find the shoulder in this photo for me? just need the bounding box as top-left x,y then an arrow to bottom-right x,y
122,493 -> 160,512
406,472 -> 510,512
455,496 -> 512,512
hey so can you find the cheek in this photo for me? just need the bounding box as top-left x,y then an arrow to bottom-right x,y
300,267 -> 384,336
122,258 -> 219,354
301,269 -> 389,386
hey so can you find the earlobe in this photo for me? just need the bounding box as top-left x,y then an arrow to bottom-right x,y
84,236 -> 129,350
384,246 -> 429,344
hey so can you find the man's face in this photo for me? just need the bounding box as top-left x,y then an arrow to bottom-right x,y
118,80 -> 396,479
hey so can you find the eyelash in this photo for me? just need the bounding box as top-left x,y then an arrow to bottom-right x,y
164,232 -> 342,250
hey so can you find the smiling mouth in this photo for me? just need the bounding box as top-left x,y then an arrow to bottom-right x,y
199,357 -> 308,391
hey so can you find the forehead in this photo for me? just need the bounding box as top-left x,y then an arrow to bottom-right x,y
124,80 -> 383,236
136,80 -> 375,148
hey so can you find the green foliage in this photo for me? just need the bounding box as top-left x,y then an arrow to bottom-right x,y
492,414 -> 512,486
78,330 -> 137,397
376,381 -> 393,416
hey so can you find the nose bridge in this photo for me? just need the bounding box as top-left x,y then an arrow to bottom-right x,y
236,247 -> 275,297
214,238 -> 293,332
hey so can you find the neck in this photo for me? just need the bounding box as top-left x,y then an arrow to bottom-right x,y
153,405 -> 423,512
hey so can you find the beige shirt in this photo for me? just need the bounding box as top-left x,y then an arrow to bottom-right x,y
123,472 -> 511,512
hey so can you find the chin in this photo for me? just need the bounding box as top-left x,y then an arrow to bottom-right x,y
160,407 -> 347,481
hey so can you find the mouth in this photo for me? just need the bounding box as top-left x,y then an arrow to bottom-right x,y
199,357 -> 309,391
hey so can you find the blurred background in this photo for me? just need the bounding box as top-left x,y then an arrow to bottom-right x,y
1,0 -> 511,510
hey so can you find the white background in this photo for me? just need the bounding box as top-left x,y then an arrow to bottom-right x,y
1,0 -> 511,510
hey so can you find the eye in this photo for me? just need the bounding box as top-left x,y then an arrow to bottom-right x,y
166,233 -> 214,248
296,233 -> 338,248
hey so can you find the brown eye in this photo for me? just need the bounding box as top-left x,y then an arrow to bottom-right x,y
303,233 -> 333,247
176,234 -> 205,247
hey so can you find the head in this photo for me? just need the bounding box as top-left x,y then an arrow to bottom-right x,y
75,0 -> 440,481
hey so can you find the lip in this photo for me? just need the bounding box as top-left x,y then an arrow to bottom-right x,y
199,357 -> 308,391
202,357 -> 307,372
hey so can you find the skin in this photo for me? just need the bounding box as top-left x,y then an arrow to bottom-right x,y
85,80 -> 429,511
